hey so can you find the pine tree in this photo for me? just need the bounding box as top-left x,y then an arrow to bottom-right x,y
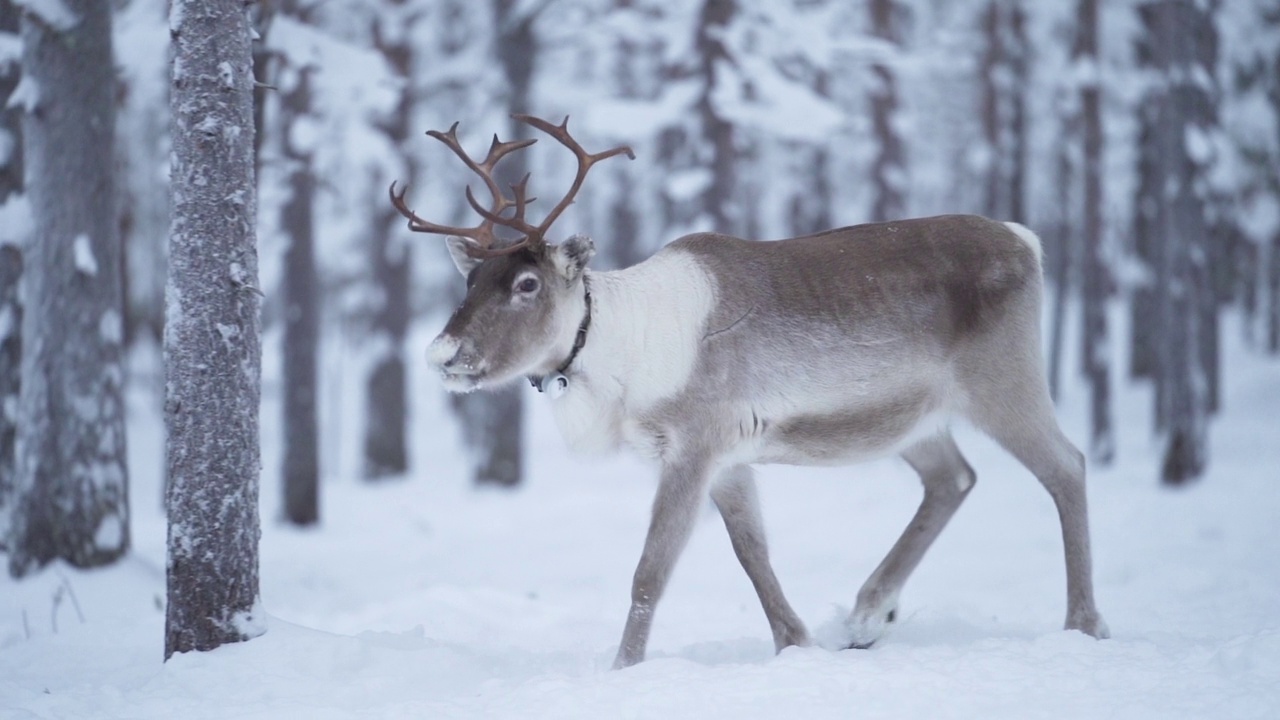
165,0 -> 263,658
7,0 -> 129,576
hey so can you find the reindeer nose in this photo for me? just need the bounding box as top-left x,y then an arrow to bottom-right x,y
428,334 -> 462,370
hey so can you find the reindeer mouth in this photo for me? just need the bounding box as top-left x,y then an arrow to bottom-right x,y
440,367 -> 485,393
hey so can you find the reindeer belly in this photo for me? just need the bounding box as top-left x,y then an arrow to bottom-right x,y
751,392 -> 948,466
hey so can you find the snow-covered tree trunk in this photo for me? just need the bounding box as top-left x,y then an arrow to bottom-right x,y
7,0 -> 129,576
868,0 -> 906,222
0,0 -> 23,549
1076,0 -> 1113,465
363,0 -> 415,480
165,0 -> 263,658
277,3 -> 319,523
1139,0 -> 1213,486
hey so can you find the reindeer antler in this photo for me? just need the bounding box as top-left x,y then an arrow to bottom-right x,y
389,115 -> 635,259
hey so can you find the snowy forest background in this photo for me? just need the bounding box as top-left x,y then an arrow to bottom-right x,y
1,0 -> 1279,717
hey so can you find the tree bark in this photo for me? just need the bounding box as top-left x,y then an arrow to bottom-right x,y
165,0 -> 262,658
8,0 -> 129,576
278,45 -> 319,524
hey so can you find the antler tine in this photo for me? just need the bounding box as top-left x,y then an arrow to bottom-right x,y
512,114 -> 636,236
479,134 -> 538,173
390,116 -> 633,259
508,173 -> 535,223
424,124 -> 539,250
455,174 -> 544,259
388,181 -> 486,240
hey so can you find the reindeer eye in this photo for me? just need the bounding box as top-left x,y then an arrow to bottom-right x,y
515,277 -> 539,294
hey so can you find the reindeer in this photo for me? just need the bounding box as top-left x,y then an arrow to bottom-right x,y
390,115 -> 1109,669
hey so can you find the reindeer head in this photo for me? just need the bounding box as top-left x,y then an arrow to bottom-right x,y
389,115 -> 633,392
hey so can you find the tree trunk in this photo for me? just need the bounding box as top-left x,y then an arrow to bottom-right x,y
981,0 -> 1027,223
1140,0 -> 1213,486
251,3 -> 275,181
696,0 -> 738,234
1047,105 -> 1075,404
364,3 -> 415,480
1077,0 -> 1113,465
115,0 -> 169,348
278,49 -> 319,524
445,0 -> 536,488
165,0 -> 262,658
8,0 -> 129,576
0,0 -> 23,549
602,0 -> 650,270
0,0 -> 18,204
1132,11 -> 1165,427
1269,43 -> 1280,355
786,66 -> 833,237
607,168 -> 644,268
0,247 -> 18,550
869,0 -> 905,222
1270,233 -> 1280,353
787,143 -> 832,236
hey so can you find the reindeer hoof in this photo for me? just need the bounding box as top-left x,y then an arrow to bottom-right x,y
1066,610 -> 1110,640
845,604 -> 898,650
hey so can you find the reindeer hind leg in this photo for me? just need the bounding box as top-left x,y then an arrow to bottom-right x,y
846,431 -> 976,649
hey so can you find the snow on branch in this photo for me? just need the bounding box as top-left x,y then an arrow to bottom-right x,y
4,74 -> 38,113
13,0 -> 79,32
0,31 -> 21,72
712,55 -> 845,142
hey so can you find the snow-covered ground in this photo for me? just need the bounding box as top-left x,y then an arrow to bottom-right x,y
2,312 -> 1278,720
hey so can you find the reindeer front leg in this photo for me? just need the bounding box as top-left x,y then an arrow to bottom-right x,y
613,454 -> 712,669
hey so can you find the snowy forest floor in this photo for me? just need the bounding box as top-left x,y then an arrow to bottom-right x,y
2,311 -> 1279,719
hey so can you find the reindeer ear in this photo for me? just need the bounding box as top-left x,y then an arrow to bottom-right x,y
446,236 -> 483,276
550,234 -> 595,282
